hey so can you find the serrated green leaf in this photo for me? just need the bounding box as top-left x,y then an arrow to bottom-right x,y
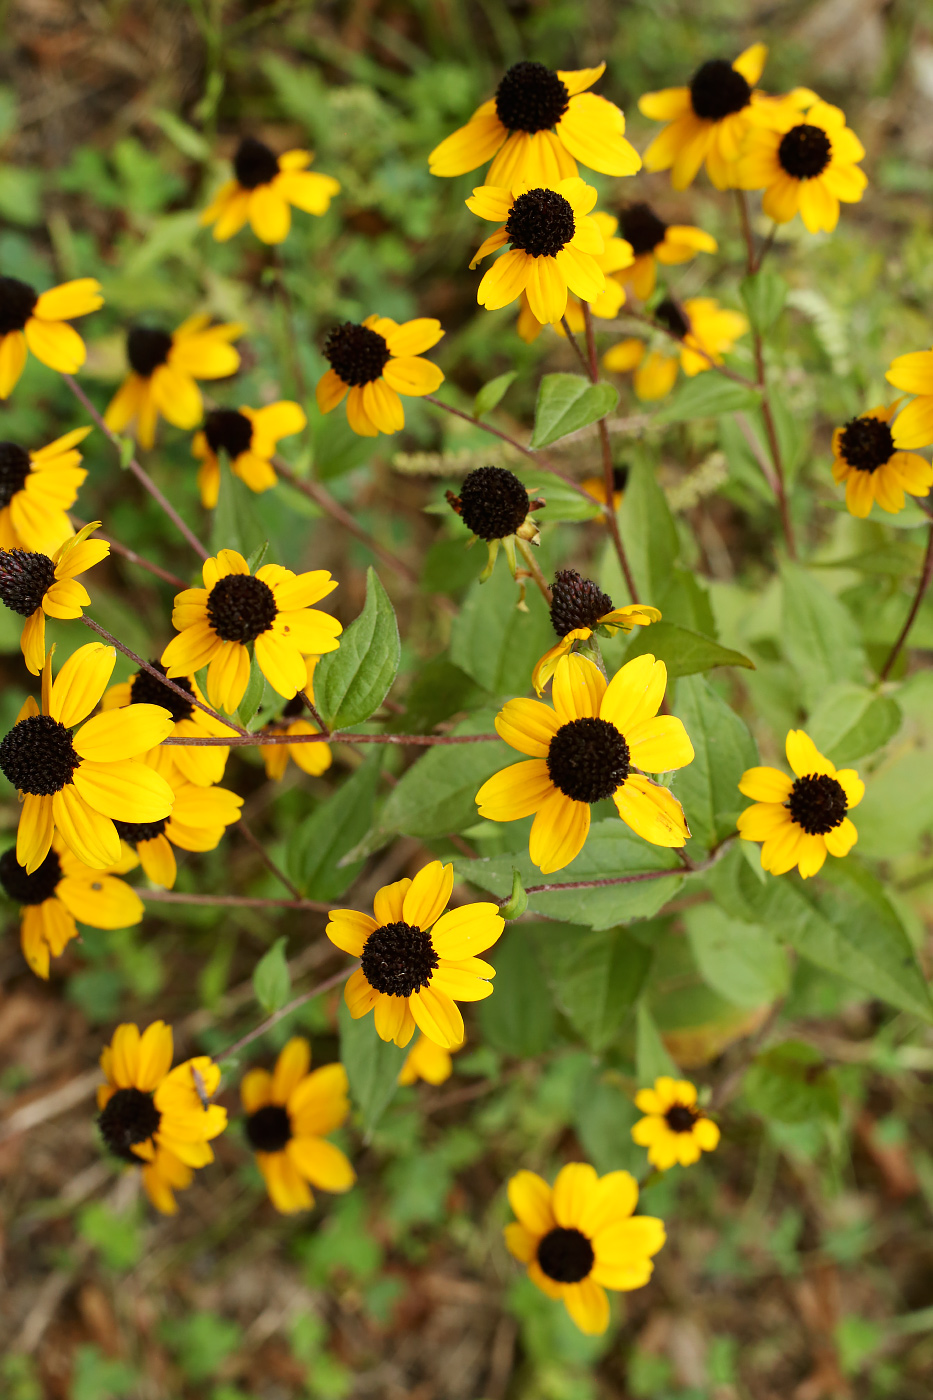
537,924 -> 652,1051
654,373 -> 759,423
473,371 -> 517,418
313,567 -> 400,730
338,1000 -> 406,1134
805,682 -> 901,765
740,268 -> 787,333
624,621 -> 755,678
674,674 -> 758,851
287,752 -> 382,899
530,373 -> 619,448
476,926 -> 554,1056
684,903 -> 790,1009
253,937 -> 290,1013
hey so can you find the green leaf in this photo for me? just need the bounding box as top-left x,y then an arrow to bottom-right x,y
499,869 -> 528,921
624,621 -> 755,679
313,567 -> 400,730
853,748 -> 933,859
740,268 -> 787,333
287,753 -> 382,899
476,927 -> 554,1056
614,454 -> 680,601
474,370 -> 517,418
805,682 -> 901,765
636,1001 -> 679,1082
210,461 -> 267,560
781,562 -> 866,706
684,903 -> 790,1009
530,373 -> 619,448
338,1000 -> 406,1133
537,924 -> 652,1051
655,374 -> 760,424
313,409 -> 380,480
744,1041 -> 839,1124
517,468 -> 602,523
236,653 -> 268,727
674,675 -> 758,851
150,108 -> 211,160
252,937 -> 291,1013
574,1075 -> 642,1174
450,558 -> 554,695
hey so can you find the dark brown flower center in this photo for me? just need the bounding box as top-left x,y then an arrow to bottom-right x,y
506,188 -> 575,258
129,662 -> 195,724
550,569 -> 614,637
655,298 -> 690,339
0,714 -> 80,795
361,920 -> 438,997
204,408 -> 254,460
207,573 -> 277,643
547,717 -> 630,804
613,465 -> 629,492
620,202 -> 668,256
0,442 -> 32,508
537,1226 -> 594,1283
0,846 -> 62,905
0,549 -> 56,616
665,1103 -> 699,1133
233,136 -> 280,190
323,322 -> 391,387
127,326 -> 172,377
494,61 -> 570,134
245,1103 -> 292,1152
454,465 -> 530,541
839,416 -> 893,473
787,772 -> 847,835
113,818 -> 167,844
689,59 -> 751,121
778,123 -> 832,180
0,276 -> 37,335
98,1087 -> 161,1163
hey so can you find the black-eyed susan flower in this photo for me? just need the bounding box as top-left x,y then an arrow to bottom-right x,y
161,549 -> 341,715
631,1077 -> 720,1170
476,653 -> 693,874
103,662 -> 237,788
616,202 -> 718,301
0,836 -> 141,980
446,463 -> 543,584
97,1020 -> 227,1214
0,427 -> 91,554
200,138 -> 340,244
736,98 -> 866,232
603,296 -> 748,402
398,1032 -> 463,1087
738,730 -> 864,879
104,316 -> 244,450
327,860 -> 504,1050
193,400 -> 306,509
429,60 -> 641,187
0,523 -> 109,676
467,178 -> 606,325
504,1163 -> 665,1335
316,315 -> 444,439
515,209 -> 634,342
532,570 -> 661,695
831,404 -> 933,517
640,45 -> 771,189
0,275 -> 103,397
581,465 -> 628,512
241,1036 -> 354,1214
0,644 -> 174,875
885,350 -> 933,449
114,768 -> 243,889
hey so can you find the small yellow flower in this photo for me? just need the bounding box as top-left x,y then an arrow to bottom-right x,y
0,427 -> 92,554
505,1162 -> 665,1335
327,860 -> 504,1050
632,1077 -> 720,1170
885,349 -> 933,449
193,400 -> 306,509
200,138 -> 340,244
429,61 -> 640,186
738,730 -> 864,879
0,522 -> 109,675
615,202 -> 718,301
241,1036 -> 355,1214
0,275 -> 103,397
316,315 -> 444,438
831,403 -> 933,517
399,1033 -> 463,1086
736,97 -> 866,232
261,659 -> 331,781
103,663 -> 237,788
603,296 -> 748,401
532,568 -> 660,695
104,315 -> 244,449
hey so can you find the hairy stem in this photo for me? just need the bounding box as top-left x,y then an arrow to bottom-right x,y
141,889 -> 332,911
162,730 -> 498,747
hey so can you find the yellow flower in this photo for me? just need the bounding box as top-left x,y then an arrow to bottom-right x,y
398,1032 -> 463,1087
0,644 -> 175,875
640,44 -> 771,189
581,467 -> 627,513
200,138 -> 340,244
240,1036 -> 355,1214
0,427 -> 92,554
615,202 -> 718,301
316,315 -> 444,438
429,61 -> 640,186
0,835 -> 141,980
885,349 -> 933,449
532,568 -> 660,695
261,668 -> 332,782
631,1077 -> 721,1170
467,178 -> 606,326
112,766 -> 243,889
515,210 -> 634,342
504,1162 -> 665,1335
736,97 -> 866,232
476,653 -> 693,874
603,296 -> 748,401
96,1020 -> 227,1214
0,275 -> 103,397
831,403 -> 933,517
0,522 -> 109,675
193,400 -> 306,509
104,315 -> 244,450
738,730 -> 864,879
161,549 -> 341,715
327,860 -> 504,1050
103,663 -> 237,788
